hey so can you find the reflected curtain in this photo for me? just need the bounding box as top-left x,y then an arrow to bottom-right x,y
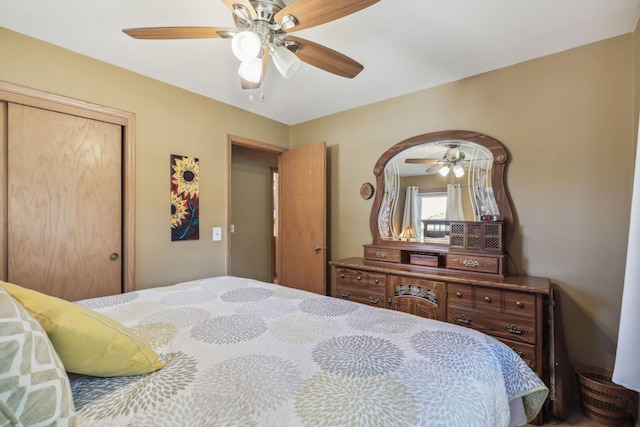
612,122 -> 640,392
446,184 -> 465,221
400,186 -> 419,239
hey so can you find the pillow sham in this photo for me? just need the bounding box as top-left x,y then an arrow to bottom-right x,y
0,286 -> 76,426
0,281 -> 165,378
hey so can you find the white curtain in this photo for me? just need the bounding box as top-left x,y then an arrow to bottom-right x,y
400,186 -> 419,239
446,184 -> 465,221
612,124 -> 640,392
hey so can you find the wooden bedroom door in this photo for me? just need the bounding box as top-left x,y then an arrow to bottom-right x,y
278,141 -> 327,295
6,103 -> 123,301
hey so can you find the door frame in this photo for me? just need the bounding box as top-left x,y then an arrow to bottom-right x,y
0,80 -> 136,292
226,134 -> 286,278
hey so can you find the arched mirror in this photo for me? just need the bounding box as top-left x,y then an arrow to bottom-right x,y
369,130 -> 512,247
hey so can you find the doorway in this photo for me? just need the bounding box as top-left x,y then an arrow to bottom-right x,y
230,143 -> 280,282
227,135 -> 327,294
228,135 -> 285,283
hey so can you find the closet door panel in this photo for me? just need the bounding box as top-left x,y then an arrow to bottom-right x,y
7,103 -> 122,300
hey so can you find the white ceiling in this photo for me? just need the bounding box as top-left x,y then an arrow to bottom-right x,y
1,0 -> 639,125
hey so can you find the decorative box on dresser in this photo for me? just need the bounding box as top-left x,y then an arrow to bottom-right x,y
331,130 -> 569,424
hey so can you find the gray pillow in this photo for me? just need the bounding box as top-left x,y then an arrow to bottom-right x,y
0,286 -> 76,426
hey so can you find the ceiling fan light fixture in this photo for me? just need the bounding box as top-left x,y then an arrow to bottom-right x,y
272,45 -> 300,78
439,166 -> 450,177
238,57 -> 262,83
231,30 -> 262,61
453,164 -> 465,178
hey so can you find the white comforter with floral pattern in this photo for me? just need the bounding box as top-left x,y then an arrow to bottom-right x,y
70,276 -> 547,426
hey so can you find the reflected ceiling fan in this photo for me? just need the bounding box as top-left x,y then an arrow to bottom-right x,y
122,0 -> 379,90
405,144 -> 469,177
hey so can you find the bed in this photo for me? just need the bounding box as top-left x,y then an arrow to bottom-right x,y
1,276 -> 547,426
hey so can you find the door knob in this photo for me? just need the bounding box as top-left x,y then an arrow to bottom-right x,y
109,253 -> 120,261
314,244 -> 324,253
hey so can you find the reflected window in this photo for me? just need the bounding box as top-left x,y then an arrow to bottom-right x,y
420,192 -> 448,238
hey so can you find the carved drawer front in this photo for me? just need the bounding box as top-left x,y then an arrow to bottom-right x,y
448,307 -> 536,344
497,337 -> 536,370
364,246 -> 402,263
335,268 -> 386,307
448,283 -> 473,308
446,253 -> 500,274
388,275 -> 446,321
503,291 -> 536,318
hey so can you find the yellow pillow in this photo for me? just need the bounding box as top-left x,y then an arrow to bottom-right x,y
0,281 -> 165,377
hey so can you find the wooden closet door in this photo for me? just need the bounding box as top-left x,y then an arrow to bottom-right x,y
7,103 -> 122,301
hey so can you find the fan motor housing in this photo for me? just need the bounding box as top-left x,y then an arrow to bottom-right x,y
250,0 -> 286,22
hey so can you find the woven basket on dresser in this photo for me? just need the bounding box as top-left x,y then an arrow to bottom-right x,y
575,364 -> 637,426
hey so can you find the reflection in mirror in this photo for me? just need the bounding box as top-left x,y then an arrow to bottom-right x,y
378,140 -> 500,242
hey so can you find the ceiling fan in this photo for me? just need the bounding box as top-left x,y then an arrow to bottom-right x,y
122,0 -> 380,90
405,144 -> 469,177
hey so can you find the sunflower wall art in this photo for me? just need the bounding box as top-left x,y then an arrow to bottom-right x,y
170,154 -> 200,241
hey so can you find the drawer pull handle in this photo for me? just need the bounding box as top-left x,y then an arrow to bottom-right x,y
340,273 -> 345,279
369,296 -> 380,305
462,259 -> 480,268
340,290 -> 351,298
512,348 -> 524,357
375,251 -> 388,259
455,314 -> 472,324
484,296 -> 492,303
455,292 -> 463,298
374,279 -> 379,284
356,276 -> 362,281
505,324 -> 524,334
515,301 -> 524,308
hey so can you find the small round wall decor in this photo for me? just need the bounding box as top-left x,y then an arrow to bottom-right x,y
360,182 -> 374,200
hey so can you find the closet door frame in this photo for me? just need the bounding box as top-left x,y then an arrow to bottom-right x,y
0,80 -> 136,292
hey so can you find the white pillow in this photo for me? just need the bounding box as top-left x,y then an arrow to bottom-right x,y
0,286 -> 76,426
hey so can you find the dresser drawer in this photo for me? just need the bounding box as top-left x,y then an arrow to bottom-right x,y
474,287 -> 502,312
503,291 -> 536,318
496,337 -> 537,370
448,307 -> 536,344
364,246 -> 402,263
446,253 -> 501,274
335,268 -> 386,307
448,283 -> 473,308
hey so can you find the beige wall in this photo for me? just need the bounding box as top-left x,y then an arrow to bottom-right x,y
2,23 -> 638,372
0,28 -> 289,289
291,34 -> 637,370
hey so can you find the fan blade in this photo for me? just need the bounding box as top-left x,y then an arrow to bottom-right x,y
275,0 -> 380,32
425,165 -> 441,174
220,0 -> 257,20
286,36 -> 363,78
405,159 -> 441,165
123,27 -> 235,39
241,49 -> 270,90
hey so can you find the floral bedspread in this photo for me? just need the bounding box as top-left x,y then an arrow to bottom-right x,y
70,276 -> 548,426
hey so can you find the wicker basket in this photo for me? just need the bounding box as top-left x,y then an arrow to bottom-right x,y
575,364 -> 636,426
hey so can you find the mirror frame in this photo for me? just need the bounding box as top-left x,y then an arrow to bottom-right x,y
369,130 -> 512,246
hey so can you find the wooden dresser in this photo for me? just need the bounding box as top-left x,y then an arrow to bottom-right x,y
336,131 -> 569,423
330,257 -> 550,379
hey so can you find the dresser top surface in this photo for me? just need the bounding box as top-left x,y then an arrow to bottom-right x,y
330,257 -> 551,294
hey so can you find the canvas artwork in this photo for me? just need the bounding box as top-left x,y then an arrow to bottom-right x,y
170,154 -> 199,241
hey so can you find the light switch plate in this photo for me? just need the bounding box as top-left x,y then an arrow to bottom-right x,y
213,227 -> 222,241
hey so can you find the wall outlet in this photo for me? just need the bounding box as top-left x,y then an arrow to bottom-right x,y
212,227 -> 222,241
